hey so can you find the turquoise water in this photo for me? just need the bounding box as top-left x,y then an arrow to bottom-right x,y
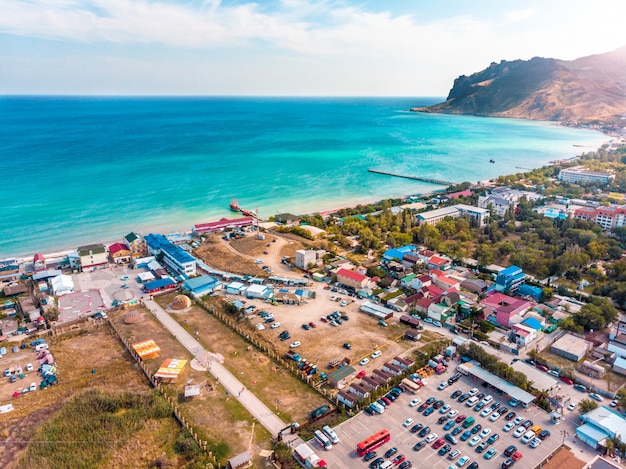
0,97 -> 606,258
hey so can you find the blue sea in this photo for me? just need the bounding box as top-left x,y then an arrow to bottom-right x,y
0,96 -> 607,258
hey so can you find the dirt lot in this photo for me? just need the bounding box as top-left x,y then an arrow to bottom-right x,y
109,305 -> 272,463
0,322 -> 181,469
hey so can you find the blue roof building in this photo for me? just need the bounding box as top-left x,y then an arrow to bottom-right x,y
183,276 -> 221,298
145,233 -> 197,277
518,284 -> 543,301
143,278 -> 176,293
495,265 -> 526,294
145,234 -> 169,255
382,245 -> 416,262
576,406 -> 626,450
521,317 -> 543,331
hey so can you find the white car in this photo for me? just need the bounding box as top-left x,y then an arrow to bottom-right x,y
26,363 -> 33,372
425,433 -> 438,443
530,437 -> 542,448
513,416 -> 525,425
404,418 -> 414,427
489,412 -> 501,422
567,403 -> 576,411
359,358 -> 370,366
120,275 -> 130,281
270,322 -> 281,329
503,422 -> 515,432
255,323 -> 266,331
468,436 -> 482,447
480,408 -> 491,418
289,341 -> 301,348
447,409 -> 459,419
440,404 -> 451,414
254,259 -> 263,264
457,456 -> 470,467
479,428 -> 492,439
468,388 -> 478,397
29,382 -> 37,392
410,398 -> 422,407
522,431 -> 536,444
513,427 -> 526,438
371,350 -> 382,359
438,381 -> 450,390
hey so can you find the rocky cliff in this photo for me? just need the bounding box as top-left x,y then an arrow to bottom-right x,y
415,45 -> 626,123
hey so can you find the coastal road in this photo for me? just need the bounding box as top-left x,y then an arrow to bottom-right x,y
144,298 -> 300,443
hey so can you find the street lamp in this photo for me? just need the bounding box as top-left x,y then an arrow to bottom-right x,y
560,430 -> 570,447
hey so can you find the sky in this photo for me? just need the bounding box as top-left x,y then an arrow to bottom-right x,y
1,0 -> 625,96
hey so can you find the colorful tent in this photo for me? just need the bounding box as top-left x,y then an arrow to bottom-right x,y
154,358 -> 187,382
132,339 -> 161,359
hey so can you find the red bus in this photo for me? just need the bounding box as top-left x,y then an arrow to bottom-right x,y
356,429 -> 391,456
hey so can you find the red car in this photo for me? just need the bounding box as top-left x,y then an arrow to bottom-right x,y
356,370 -> 367,379
455,414 -> 467,423
382,397 -> 392,406
432,439 -> 445,449
392,454 -> 406,465
536,365 -> 548,372
512,451 -> 523,461
308,321 -> 317,328
320,317 -> 328,323
559,376 -> 574,385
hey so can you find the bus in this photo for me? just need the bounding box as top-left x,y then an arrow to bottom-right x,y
356,429 -> 391,456
314,430 -> 333,451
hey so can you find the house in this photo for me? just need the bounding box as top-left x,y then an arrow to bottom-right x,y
0,318 -> 19,337
78,244 -> 108,271
479,292 -> 531,328
461,278 -> 490,294
431,275 -> 460,291
124,232 -> 148,258
402,253 -> 422,270
337,390 -> 358,408
428,255 -> 451,270
108,242 -> 131,264
511,323 -> 537,347
3,284 -> 27,296
328,366 -> 355,388
392,356 -> 415,369
274,213 -> 301,226
227,451 -> 252,469
145,234 -> 170,256
349,382 -> 374,398
33,253 -> 46,272
226,282 -> 246,295
245,284 -> 271,299
336,268 -> 369,290
410,274 -> 431,290
382,245 -> 416,263
295,249 -> 325,269
495,265 -> 526,294
361,376 -> 382,390
576,405 -> 626,450
183,276 -> 221,298
372,369 -> 393,382
143,278 -> 177,294
551,333 -> 592,362
613,357 -> 626,376
578,361 -> 606,378
18,296 -> 38,316
405,329 -> 421,341
382,362 -> 402,376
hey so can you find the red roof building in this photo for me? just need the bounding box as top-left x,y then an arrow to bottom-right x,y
33,253 -> 46,272
336,268 -> 370,290
108,242 -> 131,264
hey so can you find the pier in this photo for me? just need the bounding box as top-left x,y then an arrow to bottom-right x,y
368,169 -> 457,186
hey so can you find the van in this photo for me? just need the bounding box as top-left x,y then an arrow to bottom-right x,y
462,416 -> 475,428
531,425 -> 543,435
35,343 -> 48,352
522,431 -> 536,444
322,425 -> 340,444
370,402 -> 385,414
466,397 -> 479,407
481,395 -> 493,405
380,462 -> 393,469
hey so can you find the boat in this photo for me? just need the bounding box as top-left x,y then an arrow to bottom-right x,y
489,159 -> 495,163
229,198 -> 240,212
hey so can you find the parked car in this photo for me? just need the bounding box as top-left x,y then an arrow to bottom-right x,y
502,458 -> 515,469
538,430 -> 551,440
438,381 -> 450,390
455,414 -> 467,423
476,441 -> 489,453
457,456 -> 470,467
451,390 -> 462,399
418,426 -> 431,438
487,434 -> 500,444
479,428 -> 492,438
424,407 -> 435,416
343,342 -> 352,349
468,436 -> 481,447
560,376 -> 574,385
370,457 -> 384,469
567,403 -> 576,411
425,433 -> 438,443
360,358 -> 370,366
513,416 -> 525,425
357,370 -> 367,379
460,430 -> 472,441
385,447 -> 398,458
589,393 -> 603,401
364,451 -> 377,461
574,384 -> 587,392
444,420 -> 456,431
438,444 -> 452,456
512,451 -> 523,461
440,404 -> 451,414
410,423 -> 423,433
529,438 -> 542,448
505,412 -> 516,421
404,418 -> 414,427
513,427 -> 526,438
418,403 -> 429,412
413,440 -> 427,451
470,424 -> 482,434
409,398 -> 422,407
432,438 -> 445,449
392,454 -> 406,465
484,448 -> 497,459
503,422 -> 515,432
536,364 -> 548,372
448,449 -> 461,460
452,426 -> 464,436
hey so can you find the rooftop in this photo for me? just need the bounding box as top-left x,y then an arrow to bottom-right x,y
510,361 -> 559,392
459,362 -> 535,404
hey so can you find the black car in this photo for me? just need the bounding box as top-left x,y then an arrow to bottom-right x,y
471,424 -> 482,434
438,415 -> 449,424
279,334 -> 291,341
399,462 -> 413,469
505,412 -> 516,421
418,426 -> 431,437
384,447 -> 398,458
458,394 -> 470,402
385,393 -> 397,402
476,393 -> 485,400
413,440 -> 427,451
364,405 -> 376,415
476,441 -> 488,453
279,330 -> 289,338
522,420 -> 533,429
369,457 -> 384,469
418,403 -> 429,412
433,400 -> 445,409
499,407 -> 509,415
438,444 -> 451,456
538,430 -> 551,440
364,451 -> 377,461
490,401 -> 501,410
452,426 -> 464,436
487,434 -> 500,444
502,458 -> 514,469
451,390 -> 462,399
410,423 -> 423,434
468,463 -> 480,469
474,402 -> 485,411
504,445 -> 517,457
426,397 -> 436,405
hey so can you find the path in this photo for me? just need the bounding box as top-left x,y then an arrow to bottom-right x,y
144,298 -> 300,442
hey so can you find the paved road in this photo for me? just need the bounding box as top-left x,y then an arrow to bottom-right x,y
144,298 -> 301,442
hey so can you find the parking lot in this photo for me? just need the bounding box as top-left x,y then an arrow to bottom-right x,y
315,364 -> 562,469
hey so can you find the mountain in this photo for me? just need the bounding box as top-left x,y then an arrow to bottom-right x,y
415,46 -> 626,123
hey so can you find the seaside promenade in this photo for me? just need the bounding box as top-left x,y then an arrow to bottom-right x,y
143,298 -> 302,445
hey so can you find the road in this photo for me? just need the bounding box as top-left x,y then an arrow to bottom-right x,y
144,297 -> 302,444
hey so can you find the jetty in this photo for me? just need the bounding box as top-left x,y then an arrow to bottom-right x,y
368,169 -> 457,186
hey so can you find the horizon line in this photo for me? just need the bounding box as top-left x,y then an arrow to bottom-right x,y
0,94 -> 445,99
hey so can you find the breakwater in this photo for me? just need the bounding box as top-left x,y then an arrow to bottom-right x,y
368,169 -> 457,186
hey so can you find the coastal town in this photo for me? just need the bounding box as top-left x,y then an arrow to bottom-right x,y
3,142 -> 626,469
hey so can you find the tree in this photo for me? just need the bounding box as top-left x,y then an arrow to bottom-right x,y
578,398 -> 599,414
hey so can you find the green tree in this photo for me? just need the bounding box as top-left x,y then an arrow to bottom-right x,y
578,398 -> 599,414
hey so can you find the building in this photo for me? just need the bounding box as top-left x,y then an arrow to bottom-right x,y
559,166 -> 614,185
192,217 -> 254,234
143,234 -> 198,277
51,274 -> 74,296
78,244 -> 108,271
478,188 -> 543,217
551,333 -> 592,362
510,361 -> 560,393
613,357 -> 626,376
145,234 -> 170,256
360,302 -> 394,320
295,249 -> 325,269
274,213 -> 300,226
124,232 -> 148,258
183,276 -> 221,298
108,242 -> 131,264
416,204 -> 489,227
327,366 -> 355,388
495,265 -> 526,294
576,405 -> 626,450
245,284 -> 270,299
382,245 -> 416,263
226,282 -> 246,295
337,390 -> 358,408
33,253 -> 46,272
579,360 -> 606,378
336,268 -> 369,290
573,205 -> 626,231
479,292 -> 531,328
511,323 -> 537,347
227,451 -> 251,469
143,278 -> 177,294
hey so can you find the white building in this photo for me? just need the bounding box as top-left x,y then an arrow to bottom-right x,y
478,188 -> 544,217
160,242 -> 197,277
295,249 -> 325,269
558,166 -> 614,185
416,204 -> 489,227
51,274 -> 74,296
245,284 -> 271,299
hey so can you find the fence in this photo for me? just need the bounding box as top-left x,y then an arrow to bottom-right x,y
107,319 -> 219,466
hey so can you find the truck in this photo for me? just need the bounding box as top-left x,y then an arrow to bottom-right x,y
286,350 -> 302,362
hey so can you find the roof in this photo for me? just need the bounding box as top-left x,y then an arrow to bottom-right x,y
521,317 -> 543,330
461,363 -> 536,404
108,242 -> 129,255
582,406 -> 626,440
124,232 -> 140,243
3,284 -> 26,296
183,275 -> 218,291
78,244 -> 106,255
144,278 -> 176,290
33,253 -> 45,263
145,234 -> 170,251
551,333 -> 591,356
429,256 -> 448,266
161,242 -> 195,264
329,365 -> 356,381
510,361 -> 559,392
577,423 -> 611,443
228,451 -> 251,469
336,268 -> 368,283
